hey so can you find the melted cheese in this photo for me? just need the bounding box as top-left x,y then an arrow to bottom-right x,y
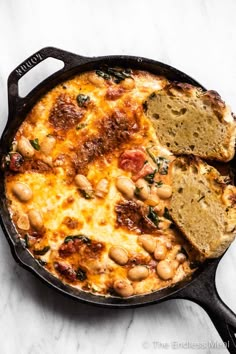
5,70 -> 199,297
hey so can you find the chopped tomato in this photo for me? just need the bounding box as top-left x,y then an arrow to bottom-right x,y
132,163 -> 154,182
118,149 -> 146,174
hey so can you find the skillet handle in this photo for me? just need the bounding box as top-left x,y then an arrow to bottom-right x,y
7,46 -> 90,113
173,260 -> 236,353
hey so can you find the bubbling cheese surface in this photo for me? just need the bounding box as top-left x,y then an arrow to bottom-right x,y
5,69 -> 200,297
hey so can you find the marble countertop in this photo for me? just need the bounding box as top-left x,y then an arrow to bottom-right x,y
0,1 -> 236,353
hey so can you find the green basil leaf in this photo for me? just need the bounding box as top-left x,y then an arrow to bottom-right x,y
96,70 -> 110,80
147,206 -> 159,226
155,181 -> 163,188
34,246 -> 50,255
144,169 -> 157,184
64,235 -> 91,244
76,94 -> 90,108
76,267 -> 87,281
76,123 -> 87,130
30,138 -> 40,151
134,186 -> 143,197
163,207 -> 172,221
79,189 -> 93,199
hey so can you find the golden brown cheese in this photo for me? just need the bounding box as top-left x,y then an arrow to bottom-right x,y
4,69 -> 202,297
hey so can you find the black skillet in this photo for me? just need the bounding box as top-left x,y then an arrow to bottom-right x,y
0,47 -> 236,353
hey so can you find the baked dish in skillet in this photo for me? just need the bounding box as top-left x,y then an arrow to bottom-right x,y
3,68 -> 236,297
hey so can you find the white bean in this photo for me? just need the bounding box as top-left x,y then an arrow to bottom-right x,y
28,209 -> 43,230
138,234 -> 156,253
172,260 -> 179,270
109,246 -> 129,265
17,137 -> 35,158
154,244 -> 167,261
156,260 -> 174,280
113,279 -> 134,297
12,182 -> 33,202
75,174 -> 92,190
155,184 -> 172,199
121,78 -> 135,90
16,214 -> 30,230
176,253 -> 187,264
158,219 -> 172,230
116,176 -> 135,200
40,135 -> 56,155
127,266 -> 149,281
88,72 -> 105,87
95,179 -> 109,198
153,201 -> 165,216
135,179 -> 150,200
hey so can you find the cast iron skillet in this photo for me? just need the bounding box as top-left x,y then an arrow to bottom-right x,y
0,47 -> 236,353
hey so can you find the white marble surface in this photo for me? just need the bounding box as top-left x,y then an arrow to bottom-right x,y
0,1 -> 236,353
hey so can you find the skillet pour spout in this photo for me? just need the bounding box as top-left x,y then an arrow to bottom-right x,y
0,47 -> 236,353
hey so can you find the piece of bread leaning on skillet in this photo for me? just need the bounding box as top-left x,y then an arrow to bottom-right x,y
168,156 -> 236,258
144,82 -> 236,162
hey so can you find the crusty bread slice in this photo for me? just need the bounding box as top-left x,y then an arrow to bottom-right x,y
169,156 -> 236,258
145,83 -> 236,162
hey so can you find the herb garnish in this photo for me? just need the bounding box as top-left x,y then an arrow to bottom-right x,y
76,123 -> 87,130
30,138 -> 40,151
96,70 -> 110,80
79,189 -> 93,199
134,186 -> 143,197
155,181 -> 163,188
64,235 -> 91,244
76,94 -> 90,108
34,246 -> 50,256
156,157 -> 169,175
144,169 -> 157,184
96,67 -> 132,83
147,206 -> 159,226
76,267 -> 87,281
163,207 -> 172,221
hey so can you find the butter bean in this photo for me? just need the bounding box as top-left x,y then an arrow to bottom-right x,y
12,182 -> 32,202
176,252 -> 187,264
156,260 -> 174,280
75,175 -> 92,191
88,72 -> 105,87
95,179 -> 109,198
127,265 -> 149,281
154,244 -> 167,261
113,279 -> 134,297
16,214 -> 30,230
17,137 -> 35,158
155,184 -> 172,199
109,246 -> 129,265
116,176 -> 135,200
28,209 -> 43,230
121,78 -> 135,90
135,179 -> 150,200
40,135 -> 56,155
138,234 -> 156,253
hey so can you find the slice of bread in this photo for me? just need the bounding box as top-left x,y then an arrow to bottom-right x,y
169,156 -> 236,258
145,83 -> 236,162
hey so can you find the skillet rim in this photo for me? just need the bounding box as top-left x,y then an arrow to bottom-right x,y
0,49 -> 231,307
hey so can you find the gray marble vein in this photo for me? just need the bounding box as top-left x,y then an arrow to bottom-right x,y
0,0 -> 236,353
